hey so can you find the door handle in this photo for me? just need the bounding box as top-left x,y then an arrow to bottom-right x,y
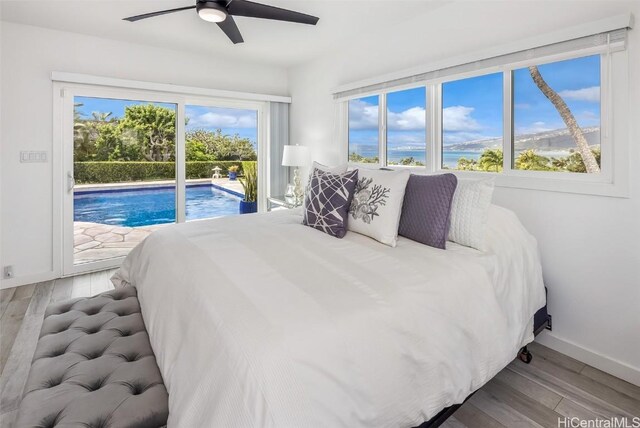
67,172 -> 75,193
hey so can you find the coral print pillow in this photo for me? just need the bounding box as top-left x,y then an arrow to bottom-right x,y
348,169 -> 411,247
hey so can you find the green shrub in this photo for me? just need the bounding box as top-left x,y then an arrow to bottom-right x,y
74,161 -> 256,184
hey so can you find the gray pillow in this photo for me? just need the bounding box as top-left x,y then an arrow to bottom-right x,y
303,169 -> 359,238
398,173 -> 458,249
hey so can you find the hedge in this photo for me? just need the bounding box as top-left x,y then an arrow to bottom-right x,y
74,161 -> 255,184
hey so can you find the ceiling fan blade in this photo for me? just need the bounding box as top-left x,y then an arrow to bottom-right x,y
123,6 -> 196,22
227,0 -> 319,25
217,15 -> 244,44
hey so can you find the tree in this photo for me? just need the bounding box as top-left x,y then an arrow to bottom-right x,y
186,140 -> 214,161
118,104 -> 176,161
186,129 -> 257,161
479,149 -> 503,172
74,122 -> 97,161
528,66 -> 600,173
73,103 -> 98,161
94,124 -> 122,161
456,157 -> 478,171
552,147 -> 601,173
349,152 -> 379,164
91,111 -> 113,122
515,149 -> 551,171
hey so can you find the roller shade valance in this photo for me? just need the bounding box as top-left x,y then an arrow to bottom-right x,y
333,14 -> 632,101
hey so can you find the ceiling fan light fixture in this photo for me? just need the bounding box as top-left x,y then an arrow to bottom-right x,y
197,2 -> 227,23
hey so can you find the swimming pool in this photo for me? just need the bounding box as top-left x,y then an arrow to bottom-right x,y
74,184 -> 242,227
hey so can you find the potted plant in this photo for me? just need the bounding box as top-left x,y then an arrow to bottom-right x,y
239,162 -> 258,214
227,165 -> 239,181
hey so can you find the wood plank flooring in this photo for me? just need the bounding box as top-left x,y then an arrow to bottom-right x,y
0,269 -> 117,428
1,270 -> 639,428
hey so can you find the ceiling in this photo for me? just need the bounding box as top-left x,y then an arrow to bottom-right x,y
0,0 -> 449,68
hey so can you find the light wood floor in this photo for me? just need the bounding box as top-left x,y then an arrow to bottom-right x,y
1,271 -> 639,428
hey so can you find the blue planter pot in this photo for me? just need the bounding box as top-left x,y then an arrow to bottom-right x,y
228,171 -> 237,181
239,200 -> 257,214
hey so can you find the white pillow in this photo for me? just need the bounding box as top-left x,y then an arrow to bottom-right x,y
448,177 -> 495,251
311,161 -> 347,175
306,161 -> 348,191
348,169 -> 411,247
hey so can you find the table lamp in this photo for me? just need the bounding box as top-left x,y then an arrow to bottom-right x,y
282,145 -> 310,205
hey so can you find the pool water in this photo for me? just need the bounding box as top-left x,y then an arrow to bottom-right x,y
74,185 -> 242,227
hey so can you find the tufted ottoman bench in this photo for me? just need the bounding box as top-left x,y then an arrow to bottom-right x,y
14,286 -> 169,428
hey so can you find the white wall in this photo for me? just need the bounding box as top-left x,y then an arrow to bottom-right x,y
0,22 -> 288,287
288,1 -> 640,384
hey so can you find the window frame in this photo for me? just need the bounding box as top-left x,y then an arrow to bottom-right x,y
343,48 -> 629,198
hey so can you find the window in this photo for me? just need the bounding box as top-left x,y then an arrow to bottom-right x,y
442,73 -> 503,172
387,87 -> 427,167
344,55 -> 607,183
513,55 -> 601,173
348,95 -> 379,164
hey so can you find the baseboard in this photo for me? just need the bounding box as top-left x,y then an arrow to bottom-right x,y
536,331 -> 640,387
0,270 -> 58,290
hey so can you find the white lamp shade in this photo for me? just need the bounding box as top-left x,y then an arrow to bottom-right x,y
282,145 -> 310,167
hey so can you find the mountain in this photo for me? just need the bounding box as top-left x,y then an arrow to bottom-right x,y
444,127 -> 600,153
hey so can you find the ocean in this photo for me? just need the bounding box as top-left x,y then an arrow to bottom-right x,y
352,146 -> 481,169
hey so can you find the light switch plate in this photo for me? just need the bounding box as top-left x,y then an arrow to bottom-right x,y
20,151 -> 48,163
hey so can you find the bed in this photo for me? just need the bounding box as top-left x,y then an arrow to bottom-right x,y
112,204 -> 546,428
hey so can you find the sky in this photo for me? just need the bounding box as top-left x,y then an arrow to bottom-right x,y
348,54 -> 601,157
74,97 -> 258,143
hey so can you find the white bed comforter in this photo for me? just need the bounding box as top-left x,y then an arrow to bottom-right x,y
112,204 -> 545,428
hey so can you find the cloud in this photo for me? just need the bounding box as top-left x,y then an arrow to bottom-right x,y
349,100 -> 427,131
348,99 -> 379,130
443,132 -> 489,145
579,110 -> 599,120
515,121 -> 554,134
187,108 -> 257,129
388,107 -> 426,131
443,106 -> 481,131
558,86 -> 600,103
387,132 -> 425,145
350,102 -> 486,138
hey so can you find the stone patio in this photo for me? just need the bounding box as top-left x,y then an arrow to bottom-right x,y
74,222 -> 167,264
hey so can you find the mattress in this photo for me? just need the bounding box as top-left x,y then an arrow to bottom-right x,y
112,204 -> 546,428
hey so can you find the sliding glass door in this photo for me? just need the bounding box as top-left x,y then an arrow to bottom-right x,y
184,104 -> 259,222
71,96 -> 178,268
60,86 -> 266,276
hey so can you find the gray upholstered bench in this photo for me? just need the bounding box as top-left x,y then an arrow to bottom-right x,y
14,287 -> 169,428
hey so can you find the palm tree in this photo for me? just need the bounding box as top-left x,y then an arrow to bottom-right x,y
551,157 -> 570,171
91,111 -> 113,122
515,149 -> 551,171
479,149 -> 503,172
528,66 -> 600,173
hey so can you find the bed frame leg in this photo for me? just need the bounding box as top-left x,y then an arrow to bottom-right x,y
518,346 -> 533,364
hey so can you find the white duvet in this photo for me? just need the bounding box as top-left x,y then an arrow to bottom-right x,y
112,204 -> 546,428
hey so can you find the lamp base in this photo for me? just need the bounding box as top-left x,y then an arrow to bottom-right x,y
293,168 -> 304,206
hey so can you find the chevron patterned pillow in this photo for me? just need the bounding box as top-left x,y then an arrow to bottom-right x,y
303,168 -> 359,238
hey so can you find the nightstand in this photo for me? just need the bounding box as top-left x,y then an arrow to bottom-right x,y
267,195 -> 300,211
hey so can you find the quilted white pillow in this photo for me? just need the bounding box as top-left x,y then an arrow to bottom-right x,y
348,169 -> 411,247
448,177 -> 495,251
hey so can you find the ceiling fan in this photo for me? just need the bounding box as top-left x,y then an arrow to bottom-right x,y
123,0 -> 319,45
